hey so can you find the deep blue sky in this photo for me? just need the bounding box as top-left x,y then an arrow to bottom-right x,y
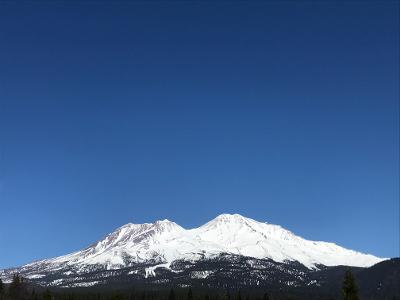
0,1 -> 398,268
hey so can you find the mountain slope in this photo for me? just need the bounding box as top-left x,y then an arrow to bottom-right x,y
191,214 -> 381,268
0,214 -> 384,285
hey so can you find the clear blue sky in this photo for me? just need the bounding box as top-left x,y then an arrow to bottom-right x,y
0,1 -> 398,269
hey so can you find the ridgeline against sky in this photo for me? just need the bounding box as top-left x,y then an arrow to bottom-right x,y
0,1 -> 398,268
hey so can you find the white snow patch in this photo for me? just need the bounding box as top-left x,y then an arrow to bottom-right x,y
190,270 -> 213,279
48,279 -> 64,286
27,274 -> 45,279
68,281 -> 100,287
145,263 -> 171,278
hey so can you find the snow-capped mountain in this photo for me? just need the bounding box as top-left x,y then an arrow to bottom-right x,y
190,214 -> 382,268
4,214 -> 383,270
0,214 -> 384,287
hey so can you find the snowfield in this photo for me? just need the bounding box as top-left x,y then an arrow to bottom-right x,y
0,214 -> 384,280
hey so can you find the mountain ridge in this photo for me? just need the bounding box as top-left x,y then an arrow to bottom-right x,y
1,214 -> 384,280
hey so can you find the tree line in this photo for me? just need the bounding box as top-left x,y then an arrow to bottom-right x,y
0,270 -> 359,300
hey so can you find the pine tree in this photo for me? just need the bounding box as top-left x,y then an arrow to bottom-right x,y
187,288 -> 193,300
9,274 -> 21,291
29,289 -> 37,300
109,292 -> 123,300
66,293 -> 75,300
236,291 -> 242,300
222,290 -> 231,300
204,295 -> 210,300
342,269 -> 359,300
43,289 -> 52,300
0,278 -> 3,300
262,293 -> 269,300
9,274 -> 24,300
168,289 -> 175,300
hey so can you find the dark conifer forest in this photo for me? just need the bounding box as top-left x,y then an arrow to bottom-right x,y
0,267 -> 398,300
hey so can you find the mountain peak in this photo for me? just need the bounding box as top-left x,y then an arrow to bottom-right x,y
153,219 -> 184,233
203,213 -> 261,228
154,219 -> 173,224
212,213 -> 249,222
216,213 -> 244,218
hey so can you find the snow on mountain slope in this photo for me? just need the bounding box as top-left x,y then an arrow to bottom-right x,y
4,214 -> 384,276
43,220 -> 204,269
191,214 -> 382,268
